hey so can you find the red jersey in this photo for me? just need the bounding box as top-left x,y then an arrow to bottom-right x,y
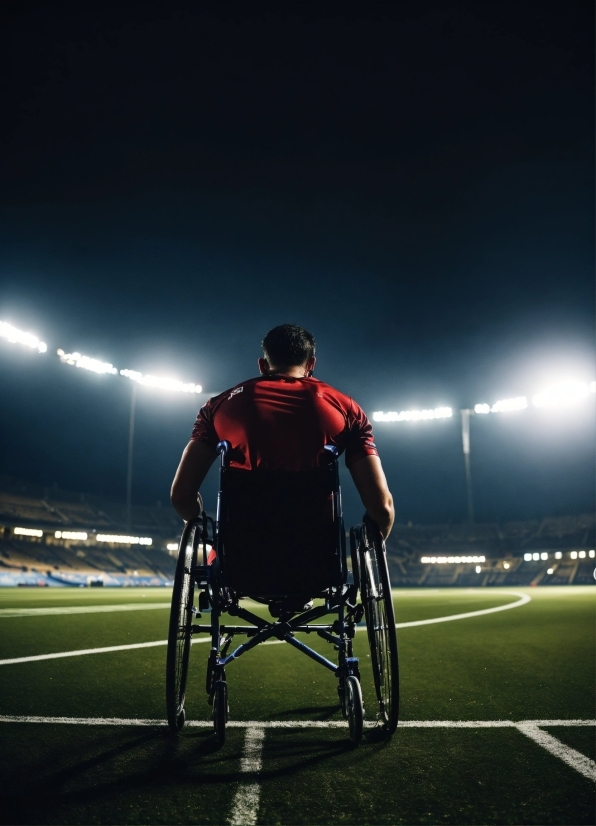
190,375 -> 378,471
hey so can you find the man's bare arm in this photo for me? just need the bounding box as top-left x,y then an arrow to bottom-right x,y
349,455 -> 395,538
171,440 -> 218,521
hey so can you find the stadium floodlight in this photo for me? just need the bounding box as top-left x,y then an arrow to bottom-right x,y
166,543 -> 178,552
540,552 -> 548,560
119,368 -> 202,394
57,350 -> 118,375
55,531 -> 88,540
589,550 -> 595,558
96,534 -> 152,545
555,551 -> 562,559
547,568 -> 554,575
503,562 -> 510,569
570,551 -> 578,559
14,527 -> 43,537
0,321 -> 47,353
475,565 -> 481,573
524,553 -> 532,561
473,397 -> 527,414
578,550 -> 586,559
420,555 -> 485,564
373,407 -> 452,423
532,380 -> 594,409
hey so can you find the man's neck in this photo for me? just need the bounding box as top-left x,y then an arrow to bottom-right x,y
268,365 -> 309,378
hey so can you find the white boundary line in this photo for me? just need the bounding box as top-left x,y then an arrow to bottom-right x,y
0,603 -> 170,618
394,590 -> 531,628
228,727 -> 265,826
516,722 -> 596,782
0,715 -> 593,729
0,636 -> 210,666
0,715 -> 592,824
0,591 -> 530,666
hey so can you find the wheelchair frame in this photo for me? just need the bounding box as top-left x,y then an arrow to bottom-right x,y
166,441 -> 399,745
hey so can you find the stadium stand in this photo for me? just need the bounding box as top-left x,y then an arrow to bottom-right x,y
0,474 -> 593,587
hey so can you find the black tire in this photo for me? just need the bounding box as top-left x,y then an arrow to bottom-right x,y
359,519 -> 399,734
166,520 -> 199,733
346,675 -> 363,744
338,677 -> 349,720
213,680 -> 227,746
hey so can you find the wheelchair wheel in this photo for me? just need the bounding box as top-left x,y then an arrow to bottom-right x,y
359,520 -> 399,735
213,680 -> 227,746
345,675 -> 363,744
166,520 -> 199,733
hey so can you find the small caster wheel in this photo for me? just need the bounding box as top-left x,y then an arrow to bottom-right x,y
213,681 -> 227,746
346,675 -> 363,745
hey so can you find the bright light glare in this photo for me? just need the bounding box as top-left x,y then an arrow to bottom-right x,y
555,552 -> 562,559
540,552 -> 548,560
96,534 -> 152,545
533,381 -> 594,409
0,321 -> 47,353
474,404 -> 490,414
524,553 -> 532,561
166,543 -> 178,551
503,562 -> 510,569
58,350 -> 118,375
579,550 -> 586,559
373,407 -> 452,423
490,397 -> 528,413
119,369 -> 202,394
475,565 -> 481,573
55,531 -> 88,540
589,550 -> 595,559
421,555 -> 485,564
14,527 -> 43,537
532,552 -> 540,561
570,551 -> 578,559
547,568 -> 554,575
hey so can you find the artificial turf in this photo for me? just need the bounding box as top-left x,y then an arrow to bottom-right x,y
0,586 -> 593,824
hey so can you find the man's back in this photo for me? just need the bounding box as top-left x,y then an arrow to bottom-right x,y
191,375 -> 378,471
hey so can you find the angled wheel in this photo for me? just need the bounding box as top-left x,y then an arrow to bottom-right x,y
359,518 -> 399,735
166,520 -> 199,732
213,680 -> 228,746
345,675 -> 363,744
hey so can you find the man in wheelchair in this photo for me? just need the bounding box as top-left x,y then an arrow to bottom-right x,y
168,324 -> 398,744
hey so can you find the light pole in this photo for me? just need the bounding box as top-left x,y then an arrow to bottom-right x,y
461,408 -> 474,524
125,383 -> 137,529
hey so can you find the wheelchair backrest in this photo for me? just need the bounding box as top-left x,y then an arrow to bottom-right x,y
215,443 -> 345,597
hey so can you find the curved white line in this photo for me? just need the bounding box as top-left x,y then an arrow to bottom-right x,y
0,592 -> 531,666
394,590 -> 531,628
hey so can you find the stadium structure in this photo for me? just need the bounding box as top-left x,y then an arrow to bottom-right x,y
1,474 -> 593,589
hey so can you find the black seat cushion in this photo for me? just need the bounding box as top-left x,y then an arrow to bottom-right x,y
219,466 -> 340,596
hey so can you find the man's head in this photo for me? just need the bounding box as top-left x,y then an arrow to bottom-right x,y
259,323 -> 316,377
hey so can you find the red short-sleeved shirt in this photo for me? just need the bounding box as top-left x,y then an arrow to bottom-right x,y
190,375 -> 378,471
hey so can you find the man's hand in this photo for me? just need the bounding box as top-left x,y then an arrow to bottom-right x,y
348,455 -> 394,538
171,440 -> 217,521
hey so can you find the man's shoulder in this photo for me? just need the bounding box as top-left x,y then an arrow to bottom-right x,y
311,378 -> 360,410
204,377 -> 262,410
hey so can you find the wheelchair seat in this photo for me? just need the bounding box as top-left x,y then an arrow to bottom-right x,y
218,464 -> 341,598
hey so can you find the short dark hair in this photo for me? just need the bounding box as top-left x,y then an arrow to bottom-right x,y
261,324 -> 316,367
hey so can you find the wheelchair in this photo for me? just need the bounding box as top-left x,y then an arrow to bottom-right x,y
165,441 -> 399,745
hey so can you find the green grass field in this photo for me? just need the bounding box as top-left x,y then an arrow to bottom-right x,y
0,586 -> 594,825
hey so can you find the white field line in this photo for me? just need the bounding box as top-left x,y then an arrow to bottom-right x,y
0,715 -> 593,729
393,591 -> 531,629
0,715 -> 593,784
0,591 -> 530,666
517,722 -> 596,782
228,727 -> 265,826
0,603 -> 170,618
0,636 -> 210,666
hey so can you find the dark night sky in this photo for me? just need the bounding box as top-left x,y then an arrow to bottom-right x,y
0,2 -> 593,527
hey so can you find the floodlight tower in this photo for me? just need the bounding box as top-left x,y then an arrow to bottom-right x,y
125,384 -> 137,529
460,408 -> 474,524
